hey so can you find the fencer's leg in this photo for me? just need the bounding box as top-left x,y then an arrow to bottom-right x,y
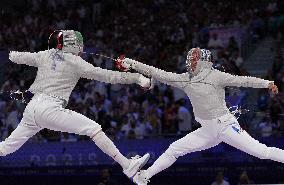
91,130 -> 130,169
91,130 -> 150,178
0,122 -> 41,156
221,121 -> 284,163
144,127 -> 221,179
37,108 -> 131,169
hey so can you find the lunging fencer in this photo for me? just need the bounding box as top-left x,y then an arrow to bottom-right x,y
0,30 -> 151,178
116,47 -> 281,184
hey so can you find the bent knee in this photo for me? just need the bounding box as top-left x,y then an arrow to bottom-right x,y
166,143 -> 185,159
90,126 -> 102,139
90,128 -> 103,139
0,145 -> 9,156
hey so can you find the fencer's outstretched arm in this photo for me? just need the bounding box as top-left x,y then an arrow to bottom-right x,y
215,70 -> 273,88
77,57 -> 150,87
9,51 -> 41,67
119,58 -> 188,89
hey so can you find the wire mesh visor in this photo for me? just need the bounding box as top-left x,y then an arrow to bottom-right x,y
48,30 -> 84,55
186,48 -> 212,75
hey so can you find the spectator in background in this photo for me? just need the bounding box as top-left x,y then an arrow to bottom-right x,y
127,129 -> 137,139
92,0 -> 102,23
238,171 -> 253,184
0,119 -> 8,141
226,37 -> 239,57
211,171 -> 230,185
4,102 -> 20,130
269,96 -> 283,124
266,0 -> 278,14
234,52 -> 244,68
105,127 -> 117,141
258,115 -> 274,137
97,168 -> 117,185
134,116 -> 148,139
275,67 -> 284,92
176,100 -> 192,135
120,116 -> 131,138
146,107 -> 161,136
278,118 -> 284,137
126,118 -> 139,139
272,55 -> 283,77
163,103 -> 177,135
257,89 -> 270,111
208,33 -> 224,60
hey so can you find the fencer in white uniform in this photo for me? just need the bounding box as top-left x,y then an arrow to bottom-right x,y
0,30 -> 150,178
116,47 -> 281,184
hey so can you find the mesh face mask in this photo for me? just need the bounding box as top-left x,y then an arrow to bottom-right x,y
61,30 -> 84,55
48,30 -> 84,55
186,48 -> 212,76
186,47 -> 201,76
200,49 -> 212,62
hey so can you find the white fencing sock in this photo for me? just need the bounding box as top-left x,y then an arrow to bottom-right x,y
92,131 -> 130,169
145,150 -> 177,179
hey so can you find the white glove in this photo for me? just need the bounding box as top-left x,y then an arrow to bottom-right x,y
138,75 -> 151,88
115,57 -> 136,71
149,77 -> 156,89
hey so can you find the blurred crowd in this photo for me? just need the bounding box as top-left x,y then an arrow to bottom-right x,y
0,0 -> 284,142
255,33 -> 284,138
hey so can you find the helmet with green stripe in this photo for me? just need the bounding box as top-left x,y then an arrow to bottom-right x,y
48,30 -> 84,55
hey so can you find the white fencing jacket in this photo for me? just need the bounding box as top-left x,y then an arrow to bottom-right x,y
9,49 -> 142,102
128,59 -> 272,120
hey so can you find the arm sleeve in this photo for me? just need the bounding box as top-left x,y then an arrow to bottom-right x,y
9,51 -> 40,67
130,59 -> 187,89
77,58 -> 141,84
216,71 -> 273,88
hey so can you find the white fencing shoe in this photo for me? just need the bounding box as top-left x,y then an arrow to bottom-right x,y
132,170 -> 150,185
123,153 -> 150,178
